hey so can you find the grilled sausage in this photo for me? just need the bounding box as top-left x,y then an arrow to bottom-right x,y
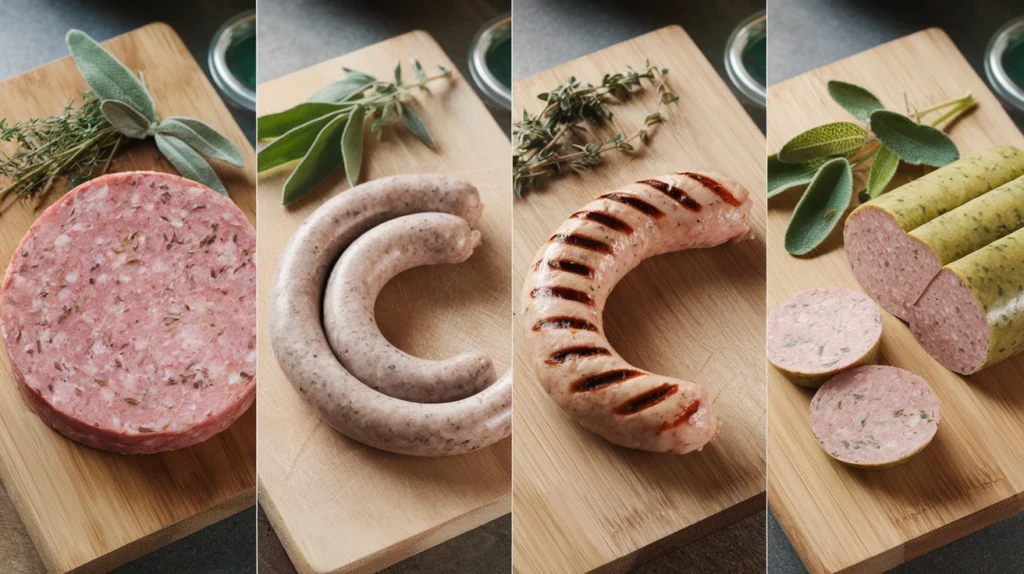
322,212 -> 495,403
520,172 -> 751,453
270,174 -> 510,455
844,146 -> 1024,319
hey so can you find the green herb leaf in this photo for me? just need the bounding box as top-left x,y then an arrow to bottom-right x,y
777,122 -> 867,163
767,154 -> 823,198
412,59 -> 426,83
393,62 -> 402,86
308,69 -> 376,103
400,105 -> 435,149
257,112 -> 344,172
827,80 -> 885,122
100,100 -> 152,139
257,102 -> 346,140
281,113 -> 348,204
154,133 -> 228,196
866,143 -> 899,199
784,157 -> 853,255
342,105 -> 365,187
156,117 -> 245,167
66,30 -> 157,122
869,110 -> 960,167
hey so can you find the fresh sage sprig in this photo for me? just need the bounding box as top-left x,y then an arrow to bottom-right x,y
769,79 -> 976,255
256,62 -> 452,205
513,61 -> 678,197
66,30 -> 244,196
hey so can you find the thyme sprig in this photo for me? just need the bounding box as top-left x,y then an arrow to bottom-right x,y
0,92 -> 122,207
513,61 -> 678,196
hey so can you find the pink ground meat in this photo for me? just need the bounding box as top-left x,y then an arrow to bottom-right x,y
0,172 -> 256,454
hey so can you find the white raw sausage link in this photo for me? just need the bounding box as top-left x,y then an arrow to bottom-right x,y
323,212 -> 495,403
520,172 -> 751,453
270,174 -> 510,455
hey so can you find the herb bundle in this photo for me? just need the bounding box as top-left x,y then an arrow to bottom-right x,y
769,80 -> 976,255
0,30 -> 244,206
257,62 -> 452,205
513,61 -> 678,196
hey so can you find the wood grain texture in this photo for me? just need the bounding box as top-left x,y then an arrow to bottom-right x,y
767,28 -> 1024,574
0,23 -> 257,574
256,31 -> 512,574
511,25 -> 767,574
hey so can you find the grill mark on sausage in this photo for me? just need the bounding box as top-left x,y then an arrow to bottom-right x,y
599,193 -> 664,218
677,172 -> 741,206
549,233 -> 612,253
571,369 -> 644,392
637,179 -> 701,212
546,259 -> 594,278
530,287 -> 594,306
546,346 -> 611,364
658,400 -> 703,433
571,210 -> 633,234
532,316 -> 598,332
614,383 -> 678,415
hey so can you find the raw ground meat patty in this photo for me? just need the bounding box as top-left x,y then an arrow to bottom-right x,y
0,172 -> 256,454
767,287 -> 882,388
809,365 -> 940,468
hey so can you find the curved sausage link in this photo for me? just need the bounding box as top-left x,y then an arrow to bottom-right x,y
520,172 -> 752,454
323,212 -> 495,403
270,174 -> 510,455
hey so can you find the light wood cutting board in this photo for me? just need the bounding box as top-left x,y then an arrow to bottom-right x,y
0,23 -> 257,574
511,25 -> 767,573
256,31 -> 512,574
767,28 -> 1024,574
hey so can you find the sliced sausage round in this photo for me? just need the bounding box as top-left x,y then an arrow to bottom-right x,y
809,365 -> 940,468
0,172 -> 256,454
767,287 -> 882,388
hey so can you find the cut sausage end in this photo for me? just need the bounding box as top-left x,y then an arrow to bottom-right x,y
909,269 -> 989,375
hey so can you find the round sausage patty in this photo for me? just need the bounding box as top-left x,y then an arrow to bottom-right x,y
767,287 -> 882,387
0,172 -> 256,454
809,365 -> 940,468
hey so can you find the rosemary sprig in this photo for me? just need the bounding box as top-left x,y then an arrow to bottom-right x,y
513,61 -> 678,196
257,62 -> 452,205
0,92 -> 122,207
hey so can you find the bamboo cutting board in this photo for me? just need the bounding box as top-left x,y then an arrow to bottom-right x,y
256,31 -> 512,574
0,23 -> 256,573
511,25 -> 767,573
767,28 -> 1024,573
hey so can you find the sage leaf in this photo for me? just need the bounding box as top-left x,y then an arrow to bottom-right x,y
155,133 -> 228,196
393,62 -> 402,86
282,113 -> 348,204
869,110 -> 959,167
308,68 -> 376,103
777,122 -> 866,164
342,106 -> 365,187
827,80 -> 885,122
784,157 -> 853,255
157,117 -> 245,167
100,100 -> 152,139
767,154 -> 822,198
257,112 -> 344,172
66,30 -> 157,122
866,144 -> 899,198
258,102 -> 346,139
400,105 -> 435,149
412,59 -> 426,83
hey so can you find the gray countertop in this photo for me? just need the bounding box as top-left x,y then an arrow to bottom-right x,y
512,0 -> 766,572
0,1 -> 255,573
768,1 -> 1024,572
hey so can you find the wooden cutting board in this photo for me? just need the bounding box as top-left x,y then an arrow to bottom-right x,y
511,25 -> 767,573
767,28 -> 1024,574
256,31 -> 512,574
0,23 -> 257,574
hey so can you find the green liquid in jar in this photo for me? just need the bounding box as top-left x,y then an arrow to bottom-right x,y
226,33 -> 256,91
486,35 -> 512,89
742,31 -> 767,87
1004,35 -> 1024,89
